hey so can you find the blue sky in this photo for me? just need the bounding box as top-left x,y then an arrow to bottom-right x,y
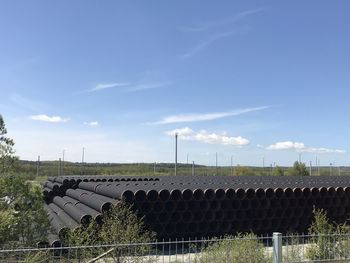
1,1 -> 349,166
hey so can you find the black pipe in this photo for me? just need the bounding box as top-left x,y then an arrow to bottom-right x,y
204,189 -> 215,201
182,189 -> 193,201
48,203 -> 80,230
245,188 -> 255,200
159,189 -> 171,202
53,196 -> 92,226
193,189 -> 204,201
215,188 -> 226,201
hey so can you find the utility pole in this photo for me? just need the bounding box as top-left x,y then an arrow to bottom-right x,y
263,157 -> 265,175
192,161 -> 195,176
318,158 -> 320,176
153,162 -> 156,175
270,164 -> 273,175
215,152 -> 218,175
36,155 -> 40,177
231,155 -> 233,176
62,150 -> 65,176
330,162 -> 332,176
58,158 -> 61,176
175,133 -> 178,176
81,147 -> 85,175
309,161 -> 312,176
298,153 -> 302,163
186,153 -> 189,165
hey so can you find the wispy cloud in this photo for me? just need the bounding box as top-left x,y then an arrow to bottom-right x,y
179,8 -> 264,33
165,127 -> 249,146
83,81 -> 170,93
84,121 -> 99,127
149,106 -> 270,125
266,141 -> 346,154
88,82 -> 130,92
126,81 -> 171,92
29,114 -> 70,123
182,31 -> 237,58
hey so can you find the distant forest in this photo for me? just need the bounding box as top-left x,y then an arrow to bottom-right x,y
15,160 -> 350,180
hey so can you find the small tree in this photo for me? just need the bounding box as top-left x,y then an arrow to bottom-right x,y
286,161 -> 310,176
306,208 -> 335,260
0,174 -> 50,247
0,114 -> 17,173
272,166 -> 285,176
0,115 -> 49,247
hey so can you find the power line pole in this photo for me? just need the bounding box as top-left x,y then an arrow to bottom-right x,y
309,161 -> 312,176
81,147 -> 85,175
192,161 -> 195,176
215,152 -> 218,175
330,162 -> 332,176
153,162 -> 156,175
270,164 -> 273,175
58,158 -> 61,176
62,149 -> 65,176
186,153 -> 189,165
231,155 -> 233,176
175,133 -> 178,176
262,157 -> 265,175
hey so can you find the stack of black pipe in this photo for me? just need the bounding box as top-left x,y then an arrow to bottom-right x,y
43,175 -> 350,245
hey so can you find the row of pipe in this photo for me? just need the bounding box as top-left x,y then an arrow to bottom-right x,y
42,175 -> 350,245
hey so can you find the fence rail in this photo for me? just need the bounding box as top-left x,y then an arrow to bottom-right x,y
2,233 -> 350,263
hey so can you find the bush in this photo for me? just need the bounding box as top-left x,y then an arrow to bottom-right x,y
64,202 -> 155,260
65,202 -> 155,245
0,173 -> 50,247
306,208 -> 335,260
198,233 -> 270,263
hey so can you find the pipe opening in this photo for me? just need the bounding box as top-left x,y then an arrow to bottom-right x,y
135,191 -> 147,202
215,189 -> 226,200
245,188 -> 255,200
147,190 -> 159,202
182,189 -> 193,201
159,190 -> 170,202
170,189 -> 182,201
225,189 -> 235,200
193,189 -> 204,201
204,189 -> 215,201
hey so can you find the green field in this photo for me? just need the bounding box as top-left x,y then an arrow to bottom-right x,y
16,159 -> 350,181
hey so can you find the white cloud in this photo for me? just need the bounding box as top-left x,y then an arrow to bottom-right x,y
84,121 -> 99,127
29,114 -> 70,123
150,106 -> 270,125
165,127 -> 249,147
267,141 -> 346,154
89,82 -> 130,92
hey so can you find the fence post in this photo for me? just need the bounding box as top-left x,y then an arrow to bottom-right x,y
273,232 -> 282,263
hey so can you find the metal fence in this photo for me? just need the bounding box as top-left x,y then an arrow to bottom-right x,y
1,233 -> 350,263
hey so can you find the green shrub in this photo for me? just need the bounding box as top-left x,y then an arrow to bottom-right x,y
64,202 -> 155,261
306,208 -> 337,260
197,233 -> 270,263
